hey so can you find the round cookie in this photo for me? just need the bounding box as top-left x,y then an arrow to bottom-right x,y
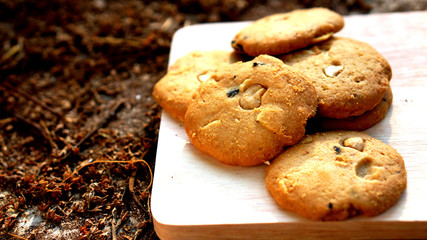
280,37 -> 392,119
309,86 -> 393,131
231,8 -> 344,56
266,131 -> 407,221
152,50 -> 244,121
185,55 -> 317,167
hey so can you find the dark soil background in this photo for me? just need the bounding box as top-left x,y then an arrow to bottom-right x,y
1,0 -> 426,239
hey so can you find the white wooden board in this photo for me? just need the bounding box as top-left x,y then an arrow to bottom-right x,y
151,11 -> 427,239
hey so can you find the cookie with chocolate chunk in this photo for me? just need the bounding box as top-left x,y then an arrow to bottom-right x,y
266,131 -> 407,221
185,55 -> 317,166
280,37 -> 392,119
231,8 -> 344,56
152,50 -> 243,121
309,86 -> 393,131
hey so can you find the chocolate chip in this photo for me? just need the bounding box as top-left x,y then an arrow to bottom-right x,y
252,62 -> 266,67
328,202 -> 333,209
333,146 -> 341,154
232,43 -> 244,52
226,88 -> 239,98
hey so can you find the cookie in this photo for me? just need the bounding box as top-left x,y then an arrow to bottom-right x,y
185,55 -> 317,166
152,50 -> 244,121
231,8 -> 344,56
280,37 -> 392,119
266,131 -> 407,221
308,86 -> 393,131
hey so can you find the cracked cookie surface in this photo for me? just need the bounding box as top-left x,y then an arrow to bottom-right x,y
184,55 -> 317,166
152,50 -> 244,121
266,131 -> 407,220
280,37 -> 392,119
231,8 -> 344,56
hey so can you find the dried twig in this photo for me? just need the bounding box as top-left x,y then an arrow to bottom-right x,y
58,98 -> 125,161
39,120 -> 58,150
91,36 -> 155,49
128,169 -> 145,210
4,232 -> 29,240
1,82 -> 62,117
0,37 -> 25,71
133,229 -> 143,240
0,41 -> 22,64
62,157 -> 153,187
111,208 -> 118,240
11,112 -> 57,151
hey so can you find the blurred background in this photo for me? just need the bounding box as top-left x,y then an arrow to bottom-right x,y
1,0 -> 426,239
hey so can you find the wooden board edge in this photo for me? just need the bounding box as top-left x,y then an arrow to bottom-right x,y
154,218 -> 427,240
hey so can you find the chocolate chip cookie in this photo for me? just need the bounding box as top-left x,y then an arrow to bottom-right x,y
152,50 -> 243,121
185,55 -> 317,166
266,131 -> 407,221
231,8 -> 344,56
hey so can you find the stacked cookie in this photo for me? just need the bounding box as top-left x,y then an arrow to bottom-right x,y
231,8 -> 392,129
152,8 -> 406,220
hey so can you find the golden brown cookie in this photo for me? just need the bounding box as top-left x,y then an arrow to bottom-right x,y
152,50 -> 244,121
308,86 -> 393,131
185,55 -> 317,166
280,37 -> 392,119
266,131 -> 407,221
231,8 -> 344,56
